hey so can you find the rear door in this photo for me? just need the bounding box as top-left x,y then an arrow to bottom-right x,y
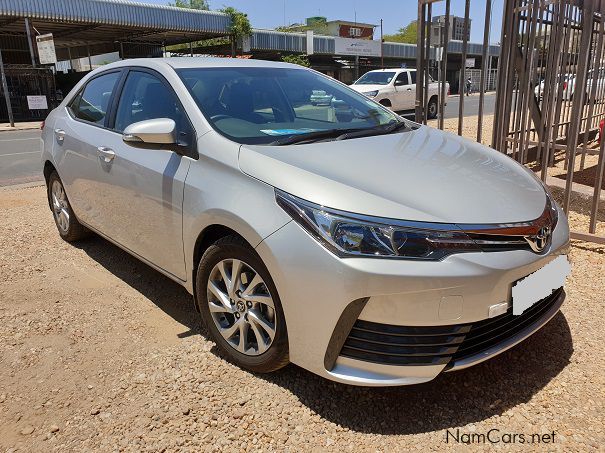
55,70 -> 123,229
402,71 -> 417,110
90,68 -> 195,280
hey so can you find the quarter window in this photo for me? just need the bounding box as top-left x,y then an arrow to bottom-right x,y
69,72 -> 120,125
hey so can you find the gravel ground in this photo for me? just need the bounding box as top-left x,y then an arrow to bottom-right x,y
1,177 -> 604,452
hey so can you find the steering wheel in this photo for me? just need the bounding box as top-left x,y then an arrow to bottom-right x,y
271,108 -> 288,123
210,114 -> 230,121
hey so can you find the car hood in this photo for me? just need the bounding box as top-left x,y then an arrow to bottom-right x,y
239,126 -> 547,224
349,84 -> 387,93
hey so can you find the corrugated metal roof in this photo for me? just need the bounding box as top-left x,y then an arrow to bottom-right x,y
0,0 -> 230,33
250,30 -> 306,53
250,30 -> 499,59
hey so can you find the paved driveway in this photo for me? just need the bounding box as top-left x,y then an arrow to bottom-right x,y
0,130 -> 43,187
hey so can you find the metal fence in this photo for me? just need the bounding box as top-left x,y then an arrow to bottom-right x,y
416,0 -> 605,245
0,64 -> 57,122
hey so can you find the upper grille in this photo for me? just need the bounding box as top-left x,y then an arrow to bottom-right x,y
338,287 -> 563,368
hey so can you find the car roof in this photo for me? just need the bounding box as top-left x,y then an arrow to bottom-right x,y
97,57 -> 300,71
364,68 -> 413,73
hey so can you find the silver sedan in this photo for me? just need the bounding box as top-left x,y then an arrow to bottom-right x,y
41,58 -> 570,386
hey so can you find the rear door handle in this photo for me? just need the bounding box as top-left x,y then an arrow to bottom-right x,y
97,146 -> 115,163
54,128 -> 65,143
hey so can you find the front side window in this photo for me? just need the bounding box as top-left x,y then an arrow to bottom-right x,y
114,70 -> 193,148
396,72 -> 410,85
115,71 -> 182,132
354,71 -> 396,85
179,67 -> 400,145
70,72 -> 120,125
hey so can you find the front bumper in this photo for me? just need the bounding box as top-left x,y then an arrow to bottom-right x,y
255,209 -> 569,386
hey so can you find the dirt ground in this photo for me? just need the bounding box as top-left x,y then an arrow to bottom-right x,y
1,180 -> 604,452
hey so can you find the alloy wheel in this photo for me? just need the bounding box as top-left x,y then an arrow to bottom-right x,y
51,180 -> 70,233
206,258 -> 276,356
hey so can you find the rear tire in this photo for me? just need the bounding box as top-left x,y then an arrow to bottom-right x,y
47,171 -> 88,242
196,235 -> 289,373
427,96 -> 439,120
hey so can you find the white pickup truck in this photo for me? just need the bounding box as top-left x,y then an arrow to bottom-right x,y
349,68 -> 448,119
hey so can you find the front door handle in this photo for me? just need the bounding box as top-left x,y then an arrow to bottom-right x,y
54,128 -> 65,144
97,146 -> 115,163
406,88 -> 413,91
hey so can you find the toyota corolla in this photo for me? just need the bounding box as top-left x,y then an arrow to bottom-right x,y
41,58 -> 570,386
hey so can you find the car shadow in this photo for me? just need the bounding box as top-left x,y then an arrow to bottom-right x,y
75,234 -> 574,436
74,234 -> 202,336
259,312 -> 573,436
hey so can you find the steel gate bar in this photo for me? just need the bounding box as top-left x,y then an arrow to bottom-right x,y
416,1 -> 426,122
423,2 -> 433,125
477,0 -> 492,143
457,0 -> 471,136
563,0 -> 595,213
438,0 -> 450,130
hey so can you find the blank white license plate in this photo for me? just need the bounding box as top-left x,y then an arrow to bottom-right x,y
512,255 -> 571,316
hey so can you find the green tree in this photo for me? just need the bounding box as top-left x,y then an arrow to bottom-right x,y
221,7 -> 252,56
169,0 -> 209,9
383,21 -> 417,44
281,54 -> 310,67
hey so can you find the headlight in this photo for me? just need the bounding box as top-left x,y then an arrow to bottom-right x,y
363,90 -> 378,97
275,190 -> 480,260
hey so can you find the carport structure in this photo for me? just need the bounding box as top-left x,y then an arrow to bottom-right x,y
0,0 -> 231,122
0,0 -> 231,64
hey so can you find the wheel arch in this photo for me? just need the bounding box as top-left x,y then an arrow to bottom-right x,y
190,221 -> 260,311
379,98 -> 392,107
43,160 -> 57,210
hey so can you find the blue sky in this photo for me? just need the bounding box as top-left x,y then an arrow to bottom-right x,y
136,0 -> 504,44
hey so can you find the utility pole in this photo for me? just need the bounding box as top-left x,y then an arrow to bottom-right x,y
380,19 -> 384,69
25,18 -> 36,67
0,49 -> 14,127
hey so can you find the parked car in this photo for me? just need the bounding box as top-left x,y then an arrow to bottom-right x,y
42,58 -> 570,386
539,70 -> 605,103
310,90 -> 333,106
349,68 -> 448,119
534,74 -> 573,101
569,68 -> 605,103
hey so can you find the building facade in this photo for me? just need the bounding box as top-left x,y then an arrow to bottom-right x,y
431,15 -> 472,45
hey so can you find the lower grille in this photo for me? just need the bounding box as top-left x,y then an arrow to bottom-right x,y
339,287 -> 563,367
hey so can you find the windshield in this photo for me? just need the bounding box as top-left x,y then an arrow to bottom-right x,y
179,67 -> 401,145
354,71 -> 396,85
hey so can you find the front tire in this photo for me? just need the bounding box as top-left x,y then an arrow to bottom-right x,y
47,171 -> 88,242
196,235 -> 289,373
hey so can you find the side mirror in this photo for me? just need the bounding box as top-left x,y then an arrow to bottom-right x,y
394,79 -> 406,86
123,118 -> 176,145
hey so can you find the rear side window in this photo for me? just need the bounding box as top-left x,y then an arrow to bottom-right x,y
69,72 -> 120,125
409,71 -> 417,84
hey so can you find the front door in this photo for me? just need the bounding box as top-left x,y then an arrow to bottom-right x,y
91,69 -> 196,280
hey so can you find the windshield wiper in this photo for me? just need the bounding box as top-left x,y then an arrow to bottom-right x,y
270,121 -> 413,146
335,121 -> 412,141
270,128 -> 367,145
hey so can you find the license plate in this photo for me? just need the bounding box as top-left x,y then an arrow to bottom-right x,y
512,255 -> 571,315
